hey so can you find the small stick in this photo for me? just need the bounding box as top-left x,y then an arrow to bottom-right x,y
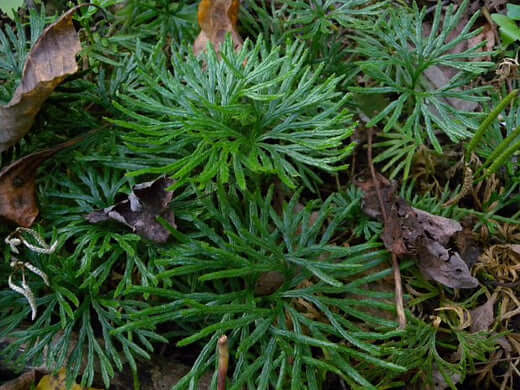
391,253 -> 406,329
367,128 -> 406,329
218,335 -> 229,390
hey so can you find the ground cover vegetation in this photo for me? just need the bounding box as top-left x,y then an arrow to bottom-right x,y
0,0 -> 520,389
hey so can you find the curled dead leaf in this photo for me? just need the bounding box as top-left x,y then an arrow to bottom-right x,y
0,138 -> 80,227
470,293 -> 497,333
417,239 -> 477,289
356,174 -> 478,289
86,177 -> 176,243
0,370 -> 42,390
0,6 -> 82,152
35,368 -> 101,390
193,0 -> 243,56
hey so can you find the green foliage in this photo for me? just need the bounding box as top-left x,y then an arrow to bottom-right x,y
351,0 -> 493,178
116,187 -> 406,389
116,0 -> 198,44
390,319 -> 496,389
0,0 -> 24,20
334,186 -> 382,240
241,0 -> 384,80
492,4 -> 520,46
0,165 -> 173,388
472,90 -> 520,181
0,5 -> 46,103
0,1 -> 511,389
114,37 -> 355,190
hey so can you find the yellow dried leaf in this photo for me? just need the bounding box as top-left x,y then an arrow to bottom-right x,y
193,0 -> 242,56
35,369 -> 101,390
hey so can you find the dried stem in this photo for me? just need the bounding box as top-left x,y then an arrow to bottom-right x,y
218,335 -> 229,390
392,253 -> 406,329
367,128 -> 406,329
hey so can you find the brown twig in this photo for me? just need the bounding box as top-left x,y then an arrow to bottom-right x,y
367,128 -> 407,329
391,252 -> 406,329
218,335 -> 229,390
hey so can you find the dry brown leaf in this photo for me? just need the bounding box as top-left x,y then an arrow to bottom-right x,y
254,271 -> 285,296
357,174 -> 478,289
193,0 -> 243,56
0,138 -> 80,227
470,293 -> 497,332
0,7 -> 82,152
0,370 -> 42,390
485,0 -> 509,12
511,245 -> 520,256
453,221 -> 482,269
86,177 -> 176,243
417,240 -> 477,289
35,368 -> 101,390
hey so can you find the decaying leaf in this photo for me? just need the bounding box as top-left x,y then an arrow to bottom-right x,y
193,0 -> 243,56
0,369 -> 42,390
86,177 -> 176,243
254,271 -> 285,296
0,6 -> 82,152
356,174 -> 478,289
453,221 -> 482,269
470,293 -> 497,333
0,138 -> 80,227
35,368 -> 101,390
417,240 -> 477,289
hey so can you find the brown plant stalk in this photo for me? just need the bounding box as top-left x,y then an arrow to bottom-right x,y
367,128 -> 407,329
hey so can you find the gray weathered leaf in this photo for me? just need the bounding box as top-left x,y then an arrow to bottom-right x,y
86,177 -> 176,243
470,294 -> 496,333
357,174 -> 478,289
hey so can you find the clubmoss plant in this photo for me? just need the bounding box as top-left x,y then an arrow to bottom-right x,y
0,165 -> 171,388
115,186 -> 407,389
351,0 -> 494,179
0,5 -> 46,103
0,1 -> 513,389
113,37 -> 355,190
